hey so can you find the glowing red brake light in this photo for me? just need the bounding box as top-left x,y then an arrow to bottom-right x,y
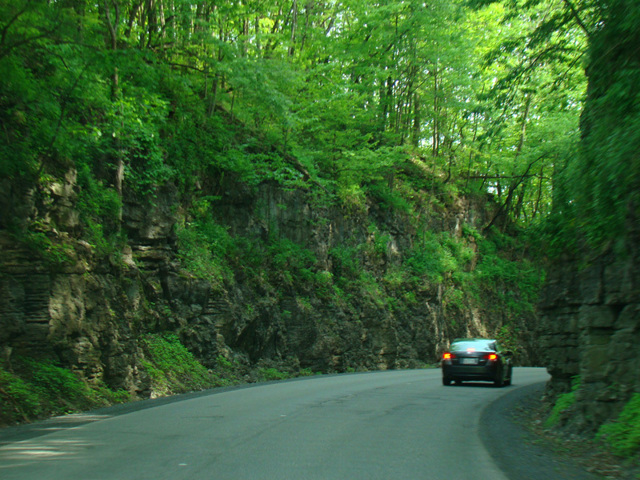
443,352 -> 455,360
485,353 -> 498,361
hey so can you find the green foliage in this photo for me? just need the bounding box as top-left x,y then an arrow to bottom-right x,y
357,271 -> 386,308
519,0 -> 640,254
76,163 -> 123,256
24,358 -> 88,403
336,184 -> 368,216
16,221 -> 74,266
0,0 -> 592,247
330,246 -> 362,282
176,208 -> 234,286
597,394 -> 640,458
0,366 -> 43,422
368,183 -> 413,215
545,376 -> 581,428
495,324 -> 521,357
216,355 -> 234,371
0,359 -> 129,426
406,232 -> 469,284
365,224 -> 393,260
257,367 -> 291,382
472,230 -> 544,316
140,333 -> 221,397
267,236 -> 317,287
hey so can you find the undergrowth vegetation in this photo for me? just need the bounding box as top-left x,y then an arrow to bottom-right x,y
0,359 -> 129,427
545,376 -> 581,428
171,188 -> 544,359
0,335 -> 305,426
140,333 -> 224,397
597,393 -> 640,458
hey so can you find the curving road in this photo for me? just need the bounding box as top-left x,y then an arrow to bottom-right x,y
0,368 -> 550,480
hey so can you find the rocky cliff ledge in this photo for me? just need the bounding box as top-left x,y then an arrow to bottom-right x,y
538,236 -> 640,430
0,169 -> 541,401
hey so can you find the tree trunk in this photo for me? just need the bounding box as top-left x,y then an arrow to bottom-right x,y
289,0 -> 297,57
102,0 -> 123,222
432,64 -> 439,157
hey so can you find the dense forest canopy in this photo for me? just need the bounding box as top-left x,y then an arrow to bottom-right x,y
1,0 -> 597,240
0,0 -> 638,261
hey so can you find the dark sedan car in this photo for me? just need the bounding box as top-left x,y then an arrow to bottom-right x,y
441,338 -> 513,387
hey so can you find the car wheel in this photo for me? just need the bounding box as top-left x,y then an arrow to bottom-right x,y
454,379 -> 463,386
504,367 -> 512,386
442,377 -> 452,386
493,372 -> 504,388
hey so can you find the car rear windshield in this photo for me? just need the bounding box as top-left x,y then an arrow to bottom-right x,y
451,340 -> 496,352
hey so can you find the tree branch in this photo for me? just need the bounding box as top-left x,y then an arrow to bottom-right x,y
483,153 -> 548,232
0,1 -> 31,49
103,0 -> 119,50
562,0 -> 592,38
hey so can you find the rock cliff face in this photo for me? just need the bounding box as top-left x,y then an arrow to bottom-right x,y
538,235 -> 640,429
0,170 -> 537,397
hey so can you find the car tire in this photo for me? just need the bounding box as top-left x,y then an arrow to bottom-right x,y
504,367 -> 512,386
442,377 -> 452,386
493,371 -> 504,388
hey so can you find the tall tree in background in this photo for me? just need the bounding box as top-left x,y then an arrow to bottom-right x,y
572,0 -> 640,247
465,0 -> 587,229
0,0 -> 594,237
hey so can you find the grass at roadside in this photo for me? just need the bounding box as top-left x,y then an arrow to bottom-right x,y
0,359 -> 129,427
0,333 -> 317,428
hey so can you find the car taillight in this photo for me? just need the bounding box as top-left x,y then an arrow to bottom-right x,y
443,352 -> 455,360
485,353 -> 498,361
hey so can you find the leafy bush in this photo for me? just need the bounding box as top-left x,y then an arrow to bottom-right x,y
176,215 -> 234,285
354,271 -> 384,307
141,333 -> 221,397
495,324 -> 521,357
0,360 -> 130,426
76,163 -> 123,257
405,232 -> 463,283
365,224 -> 392,259
472,233 -> 544,316
214,355 -> 242,384
368,182 -> 413,214
597,393 -> 640,457
18,224 -> 74,266
267,237 -> 317,287
336,183 -> 367,215
25,358 -> 88,404
330,246 -> 361,282
0,366 -> 42,422
257,367 -> 291,381
545,376 -> 581,428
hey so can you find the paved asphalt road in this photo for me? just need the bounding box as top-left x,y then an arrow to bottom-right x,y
0,367 -> 582,480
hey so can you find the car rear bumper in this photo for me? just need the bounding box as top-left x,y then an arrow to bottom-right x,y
442,363 -> 499,382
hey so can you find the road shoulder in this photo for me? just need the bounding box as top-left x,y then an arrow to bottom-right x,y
481,382 -> 602,480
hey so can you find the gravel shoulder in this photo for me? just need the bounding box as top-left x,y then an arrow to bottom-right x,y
481,381 -> 631,480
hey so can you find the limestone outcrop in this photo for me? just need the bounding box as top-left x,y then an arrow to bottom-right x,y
0,170 -> 539,398
538,243 -> 640,429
